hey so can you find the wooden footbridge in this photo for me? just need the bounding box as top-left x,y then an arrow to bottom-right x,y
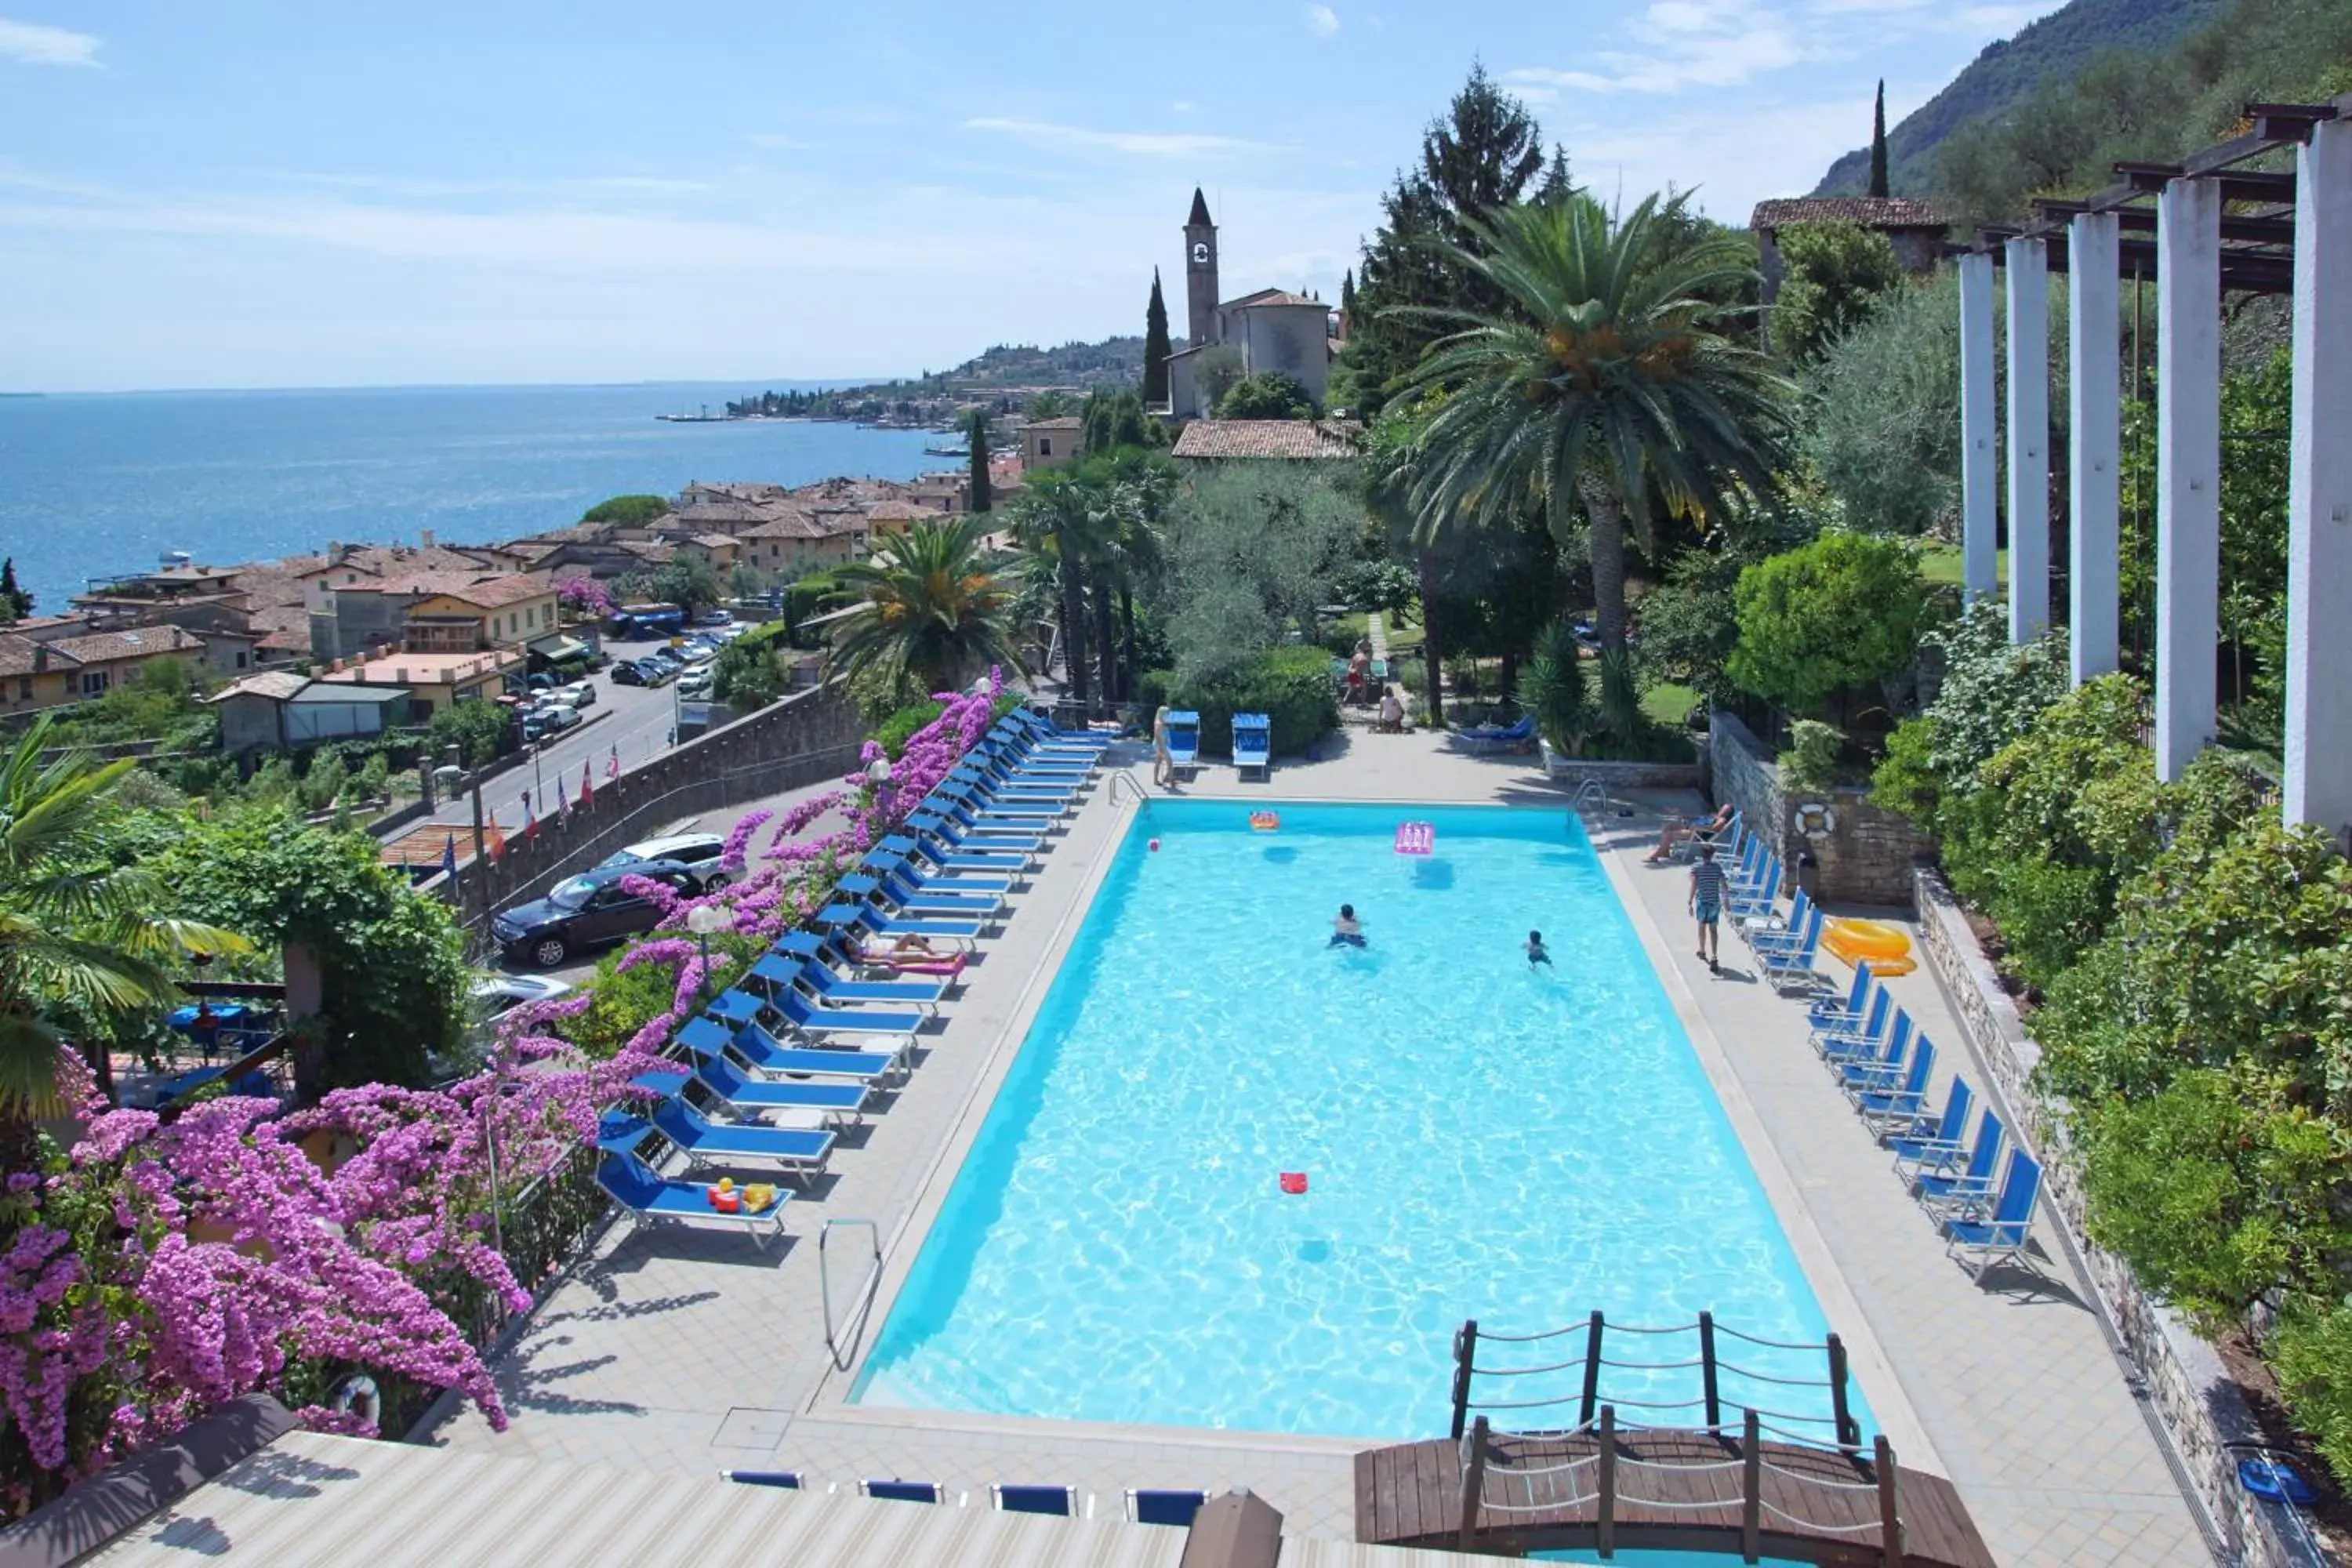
1352,1312 -> 1997,1567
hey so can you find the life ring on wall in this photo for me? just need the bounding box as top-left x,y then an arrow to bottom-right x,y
328,1374 -> 381,1428
1793,801 -> 1838,837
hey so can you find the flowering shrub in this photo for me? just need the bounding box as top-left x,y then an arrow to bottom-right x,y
0,674 -> 1004,1515
555,577 -> 614,619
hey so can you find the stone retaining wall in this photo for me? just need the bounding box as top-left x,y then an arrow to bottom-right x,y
1915,866 -> 2322,1568
1708,713 -> 1934,907
1537,741 -> 1705,792
436,684 -> 863,949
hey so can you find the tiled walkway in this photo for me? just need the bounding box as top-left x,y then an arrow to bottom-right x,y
432,729 -> 2211,1565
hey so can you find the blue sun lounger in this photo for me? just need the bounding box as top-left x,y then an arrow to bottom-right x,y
1127,1490 -> 1208,1527
623,1100 -> 835,1185
632,1065 -> 871,1127
1942,1149 -> 2043,1282
1882,1076 -> 1973,1163
1232,712 -> 1272,781
1813,988 -> 1893,1057
981,731 -> 1094,776
1758,905 -> 1824,992
1849,1036 -> 1936,1117
1165,710 -> 1200,776
596,1149 -> 789,1250
935,779 -> 1066,824
692,1013 -> 907,1081
865,847 -> 1014,895
1448,713 -> 1535,754
1745,887 -> 1813,953
903,809 -> 1044,861
880,830 -> 1030,881
1809,964 -> 1876,1030
761,985 -> 926,1044
949,758 -> 1080,802
750,949 -> 945,1012
1835,1022 -> 1923,1095
992,1483 -> 1077,1516
819,900 -> 986,950
1007,707 -> 1115,750
1909,1109 -> 2005,1213
677,1048 -> 889,1127
840,870 -> 1002,923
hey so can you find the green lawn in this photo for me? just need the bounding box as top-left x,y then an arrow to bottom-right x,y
1918,543 -> 2009,590
1642,681 -> 1700,728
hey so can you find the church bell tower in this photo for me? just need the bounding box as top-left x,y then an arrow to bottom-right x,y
1183,187 -> 1218,346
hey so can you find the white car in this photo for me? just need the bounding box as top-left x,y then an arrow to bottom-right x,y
557,680 -> 597,710
677,670 -> 715,699
471,972 -> 575,1018
597,831 -> 731,887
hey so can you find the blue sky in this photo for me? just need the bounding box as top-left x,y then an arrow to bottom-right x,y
0,2 -> 2060,391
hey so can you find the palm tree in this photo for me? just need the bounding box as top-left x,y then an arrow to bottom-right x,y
1007,472 -> 1109,712
1401,193 -> 1792,652
1,717 -> 250,1123
823,515 -> 1026,694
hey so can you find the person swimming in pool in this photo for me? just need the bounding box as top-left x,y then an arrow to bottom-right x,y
1525,930 -> 1552,966
1329,904 -> 1366,948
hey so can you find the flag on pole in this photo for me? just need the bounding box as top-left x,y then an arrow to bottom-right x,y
579,759 -> 594,811
486,818 -> 507,862
608,743 -> 620,781
555,776 -> 570,824
521,791 -> 539,841
440,833 -> 457,883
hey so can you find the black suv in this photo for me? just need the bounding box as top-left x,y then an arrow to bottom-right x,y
492,859 -> 706,968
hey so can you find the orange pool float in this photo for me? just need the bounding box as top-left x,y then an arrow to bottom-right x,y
1821,918 -> 1917,976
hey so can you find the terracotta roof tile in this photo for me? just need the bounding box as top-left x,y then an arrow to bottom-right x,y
1170,419 -> 1363,460
41,626 -> 209,665
1749,197 -> 1946,230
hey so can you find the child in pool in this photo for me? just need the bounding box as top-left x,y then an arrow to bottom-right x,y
1329,904 -> 1366,948
1526,930 -> 1552,965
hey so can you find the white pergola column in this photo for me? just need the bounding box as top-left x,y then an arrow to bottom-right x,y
2005,238 -> 2052,640
2155,176 -> 2222,782
1958,252 -> 2000,601
2068,212 -> 2123,684
2285,118 -> 2352,839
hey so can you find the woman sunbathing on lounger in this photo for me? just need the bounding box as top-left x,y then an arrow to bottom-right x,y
1646,802 -> 1733,864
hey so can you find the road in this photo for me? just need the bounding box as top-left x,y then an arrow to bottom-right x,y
419,641 -> 691,838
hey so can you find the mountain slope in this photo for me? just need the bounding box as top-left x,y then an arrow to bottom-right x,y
1813,0 -> 2227,196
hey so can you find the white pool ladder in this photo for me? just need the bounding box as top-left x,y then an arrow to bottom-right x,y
1571,778 -> 1611,815
1109,768 -> 1149,811
820,1217 -> 883,1371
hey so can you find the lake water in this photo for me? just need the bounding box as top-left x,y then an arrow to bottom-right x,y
0,383 -> 949,610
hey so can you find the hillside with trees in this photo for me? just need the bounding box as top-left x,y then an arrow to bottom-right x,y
723,336 -> 1144,422
1812,0 -> 2227,197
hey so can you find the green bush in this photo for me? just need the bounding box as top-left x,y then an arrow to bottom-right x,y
2274,1302 -> 2352,1490
713,622 -> 790,709
1728,532 -> 1929,713
297,753 -> 347,814
870,700 -> 946,760
428,701 -> 514,767
1142,648 -> 1337,757
1980,859 -> 2109,994
2079,1070 -> 2350,1328
1779,720 -> 1843,789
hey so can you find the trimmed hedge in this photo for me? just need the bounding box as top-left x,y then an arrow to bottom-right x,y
1137,648 -> 1337,757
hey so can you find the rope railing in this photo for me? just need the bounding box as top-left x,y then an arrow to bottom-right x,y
1454,1408 -> 1904,1568
1450,1309 -> 1860,1446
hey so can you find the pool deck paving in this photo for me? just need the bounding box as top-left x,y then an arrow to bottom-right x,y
430,728 -> 2211,1566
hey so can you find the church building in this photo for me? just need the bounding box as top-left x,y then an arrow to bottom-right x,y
1160,188 -> 1336,421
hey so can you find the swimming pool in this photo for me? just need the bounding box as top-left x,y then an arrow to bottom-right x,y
854,801 -> 1869,1440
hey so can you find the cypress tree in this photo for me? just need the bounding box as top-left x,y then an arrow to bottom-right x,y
1340,268 -> 1356,321
964,408 -> 993,514
1142,270 -> 1172,408
0,557 -> 28,622
1868,80 -> 1889,198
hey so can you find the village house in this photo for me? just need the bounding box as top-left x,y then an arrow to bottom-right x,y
1160,189 -> 1338,421
1168,418 -> 1364,466
1748,195 -> 1949,303
0,624 -> 211,714
1018,416 -> 1084,474
209,670 -> 415,756
315,647 -> 521,717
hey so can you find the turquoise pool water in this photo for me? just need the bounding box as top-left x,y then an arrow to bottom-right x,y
854,802 -> 1868,1440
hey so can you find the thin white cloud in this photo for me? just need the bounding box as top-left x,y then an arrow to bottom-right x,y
0,17 -> 100,66
961,118 -> 1275,158
1305,4 -> 1340,37
1508,0 -> 1806,97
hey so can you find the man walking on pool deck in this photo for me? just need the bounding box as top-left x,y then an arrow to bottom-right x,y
1689,844 -> 1727,973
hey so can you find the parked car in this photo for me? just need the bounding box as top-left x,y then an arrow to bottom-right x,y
598,831 -> 730,886
677,670 -> 715,699
527,671 -> 559,692
492,860 -> 706,968
521,702 -> 580,742
645,649 -> 685,675
696,609 -> 732,627
557,680 -> 597,710
633,658 -> 674,686
610,659 -> 650,687
470,972 -> 575,1025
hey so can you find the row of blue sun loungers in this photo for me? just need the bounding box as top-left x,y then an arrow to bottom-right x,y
593,706 -> 1115,1247
1701,815 -> 2045,1285
1808,965 -> 2044,1281
716,1472 -> 1210,1525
